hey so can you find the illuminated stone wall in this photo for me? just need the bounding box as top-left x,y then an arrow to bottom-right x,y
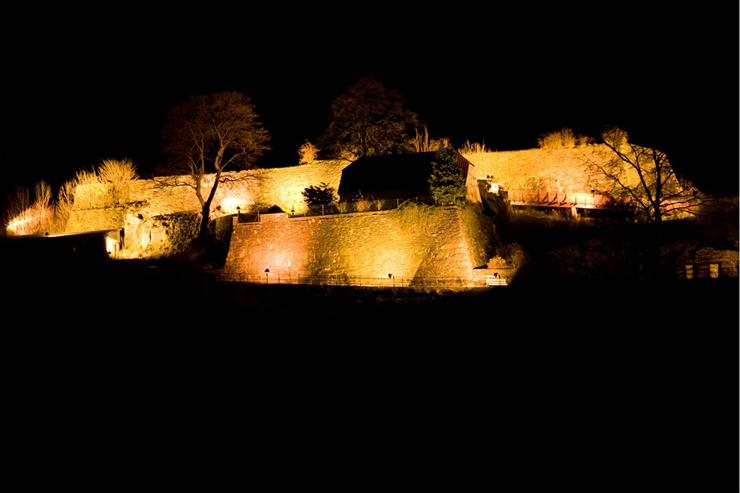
66,208 -> 125,234
63,149 -> 630,262
125,160 -> 350,216
463,145 -> 619,193
222,204 -> 492,286
65,149 -> 623,237
65,160 -> 350,254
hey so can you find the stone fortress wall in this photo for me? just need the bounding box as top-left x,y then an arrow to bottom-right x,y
462,145 -> 618,193
63,147 -> 614,268
65,160 -> 350,257
66,147 -> 612,238
221,204 -> 492,287
49,146 -> 733,285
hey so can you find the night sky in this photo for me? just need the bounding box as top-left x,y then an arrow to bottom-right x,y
1,4 -> 737,200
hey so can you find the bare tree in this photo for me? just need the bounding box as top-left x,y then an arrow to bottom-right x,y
321,78 -> 419,159
590,127 -> 701,224
163,91 -> 270,241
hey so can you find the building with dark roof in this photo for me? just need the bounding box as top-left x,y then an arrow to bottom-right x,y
337,152 -> 481,203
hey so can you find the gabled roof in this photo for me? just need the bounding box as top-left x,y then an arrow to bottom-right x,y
338,152 -> 473,200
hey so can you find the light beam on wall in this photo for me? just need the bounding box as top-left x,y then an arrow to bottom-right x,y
221,195 -> 247,214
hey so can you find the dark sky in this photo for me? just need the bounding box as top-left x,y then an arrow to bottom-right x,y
1,3 -> 737,198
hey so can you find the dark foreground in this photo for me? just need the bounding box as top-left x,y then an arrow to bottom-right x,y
2,260 -> 738,490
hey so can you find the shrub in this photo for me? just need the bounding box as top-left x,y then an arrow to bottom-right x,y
538,128 -> 576,149
5,181 -> 55,236
71,160 -> 138,208
497,243 -> 528,270
34,181 -> 52,208
429,147 -> 467,206
4,159 -> 139,236
249,202 -> 273,213
298,141 -> 320,164
302,182 -> 336,208
337,197 -> 377,213
338,149 -> 358,162
98,159 -> 138,205
99,158 -> 137,183
163,212 -> 200,255
537,128 -> 593,149
5,186 -> 30,221
55,180 -> 76,230
357,198 -> 377,212
75,168 -> 101,186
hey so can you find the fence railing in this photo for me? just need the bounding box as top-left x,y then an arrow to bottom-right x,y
219,273 -> 499,289
234,197 -> 437,223
503,190 -> 627,209
236,212 -> 260,223
289,197 -> 435,218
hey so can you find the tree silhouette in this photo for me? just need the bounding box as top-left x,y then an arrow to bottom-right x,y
429,147 -> 467,206
162,91 -> 270,241
321,78 -> 419,159
302,182 -> 336,209
590,127 -> 701,224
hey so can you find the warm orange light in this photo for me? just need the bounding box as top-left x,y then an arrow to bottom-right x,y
105,236 -> 118,256
223,204 -> 482,287
6,206 -> 53,236
221,195 -> 245,214
7,214 -> 35,233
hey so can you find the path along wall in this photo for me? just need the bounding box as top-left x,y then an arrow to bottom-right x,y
222,204 -> 493,287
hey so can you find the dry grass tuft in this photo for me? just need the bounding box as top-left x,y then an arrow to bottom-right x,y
98,159 -> 138,204
5,181 -> 55,235
99,158 -> 138,183
54,180 -> 76,231
538,128 -> 576,149
75,168 -> 102,186
538,128 -> 593,149
459,140 -> 488,154
412,126 -> 450,152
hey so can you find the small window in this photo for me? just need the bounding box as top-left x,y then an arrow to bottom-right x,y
684,264 -> 694,280
709,263 -> 720,278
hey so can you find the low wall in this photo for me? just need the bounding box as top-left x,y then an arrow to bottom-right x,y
222,204 -> 492,287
